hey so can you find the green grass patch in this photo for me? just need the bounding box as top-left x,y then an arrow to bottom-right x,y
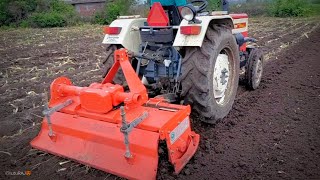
269,0 -> 311,17
0,0 -> 77,28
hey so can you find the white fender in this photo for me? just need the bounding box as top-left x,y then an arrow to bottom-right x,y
102,18 -> 147,53
103,15 -> 248,49
173,15 -> 250,47
173,15 -> 233,47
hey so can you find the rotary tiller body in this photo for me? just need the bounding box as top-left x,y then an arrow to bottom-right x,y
30,49 -> 200,179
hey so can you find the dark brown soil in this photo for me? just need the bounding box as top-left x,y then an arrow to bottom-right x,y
172,27 -> 320,180
0,20 -> 319,180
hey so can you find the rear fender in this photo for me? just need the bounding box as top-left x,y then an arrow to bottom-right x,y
102,18 -> 147,53
173,15 -> 234,47
173,14 -> 249,47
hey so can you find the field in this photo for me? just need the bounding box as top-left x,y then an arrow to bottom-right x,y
0,16 -> 320,179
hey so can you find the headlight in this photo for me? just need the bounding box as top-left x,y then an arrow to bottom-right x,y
181,5 -> 196,21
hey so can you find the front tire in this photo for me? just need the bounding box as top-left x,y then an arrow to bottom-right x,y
180,25 -> 240,124
245,48 -> 263,90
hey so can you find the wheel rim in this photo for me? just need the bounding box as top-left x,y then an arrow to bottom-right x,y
254,58 -> 263,85
213,53 -> 230,105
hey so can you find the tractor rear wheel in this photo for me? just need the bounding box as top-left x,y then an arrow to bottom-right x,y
102,45 -> 125,84
180,25 -> 240,124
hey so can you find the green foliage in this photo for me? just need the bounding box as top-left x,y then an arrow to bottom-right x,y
94,11 -> 107,25
230,2 -> 269,16
35,0 -> 77,27
19,19 -> 30,28
29,12 -> 67,28
310,0 -> 320,3
0,1 -> 10,26
0,0 -> 77,28
308,3 -> 320,15
269,0 -> 311,17
0,0 -> 38,26
207,0 -> 221,11
94,0 -> 135,25
51,0 -> 74,14
230,0 -> 319,17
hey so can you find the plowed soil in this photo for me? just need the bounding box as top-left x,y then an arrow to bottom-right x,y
0,17 -> 319,180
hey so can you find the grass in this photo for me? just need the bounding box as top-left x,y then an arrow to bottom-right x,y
308,3 -> 320,16
230,1 -> 320,17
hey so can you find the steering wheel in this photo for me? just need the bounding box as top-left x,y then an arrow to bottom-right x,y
190,0 -> 208,13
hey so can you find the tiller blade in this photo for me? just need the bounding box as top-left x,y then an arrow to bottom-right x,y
30,49 -> 200,179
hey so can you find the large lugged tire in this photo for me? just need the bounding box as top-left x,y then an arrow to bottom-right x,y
180,25 -> 240,123
245,48 -> 263,90
102,45 -> 125,84
102,45 -> 117,77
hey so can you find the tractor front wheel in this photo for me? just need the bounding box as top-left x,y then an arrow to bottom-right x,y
180,25 -> 240,124
245,48 -> 264,90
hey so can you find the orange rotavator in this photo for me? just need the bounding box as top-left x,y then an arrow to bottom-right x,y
30,49 -> 200,179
